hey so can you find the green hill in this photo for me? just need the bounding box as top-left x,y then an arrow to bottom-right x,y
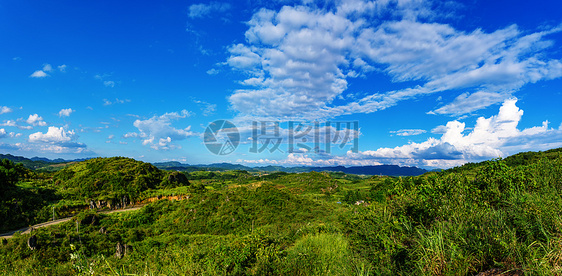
446,147 -> 562,175
3,148 -> 562,275
52,157 -> 188,202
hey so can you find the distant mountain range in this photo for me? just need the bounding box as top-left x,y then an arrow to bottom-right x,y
0,154 -> 428,176
0,154 -> 88,170
152,161 -> 428,176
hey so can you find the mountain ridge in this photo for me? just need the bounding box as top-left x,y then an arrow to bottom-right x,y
0,153 -> 428,176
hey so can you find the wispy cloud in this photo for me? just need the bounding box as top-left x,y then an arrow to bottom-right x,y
103,98 -> 130,106
95,74 -> 117,88
192,99 -> 216,116
225,1 -> 562,121
390,129 -> 427,136
188,2 -> 231,19
0,106 -> 12,114
103,81 -> 115,87
1,120 -> 17,127
206,68 -> 219,75
131,110 -> 195,150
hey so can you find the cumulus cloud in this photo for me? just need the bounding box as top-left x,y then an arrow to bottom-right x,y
29,63 -> 60,78
30,70 -> 48,78
29,126 -> 74,143
241,98 -> 562,168
28,126 -> 87,152
0,129 -> 18,139
346,98 -> 561,168
26,114 -> 47,126
188,2 -> 231,18
58,108 -> 74,117
225,0 -> 562,120
43,64 -> 53,72
0,106 -> 12,114
132,110 -> 195,150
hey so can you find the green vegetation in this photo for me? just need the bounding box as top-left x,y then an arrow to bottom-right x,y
1,149 -> 562,275
52,157 -> 190,202
0,160 -> 58,232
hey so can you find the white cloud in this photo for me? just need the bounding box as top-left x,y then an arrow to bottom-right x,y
103,98 -> 130,106
58,108 -> 74,117
225,1 -> 562,120
28,126 -> 87,152
429,91 -> 507,116
206,68 -> 219,75
431,125 -> 449,134
0,106 -> 12,114
0,142 -> 22,151
43,64 -> 53,72
347,98 -> 560,168
29,126 -> 74,143
95,74 -> 117,88
242,98 -> 562,168
30,63 -> 67,78
30,70 -> 48,78
0,129 -> 19,139
123,132 -> 138,138
0,120 -> 17,127
132,110 -> 195,150
193,99 -> 217,116
390,129 -> 427,136
188,2 -> 231,19
26,114 -> 47,126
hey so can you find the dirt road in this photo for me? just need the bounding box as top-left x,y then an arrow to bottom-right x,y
0,206 -> 143,239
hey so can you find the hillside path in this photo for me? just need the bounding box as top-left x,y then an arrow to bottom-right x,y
0,206 -> 143,239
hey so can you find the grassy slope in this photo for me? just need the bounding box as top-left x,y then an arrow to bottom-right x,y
2,149 -> 562,275
0,157 -> 190,233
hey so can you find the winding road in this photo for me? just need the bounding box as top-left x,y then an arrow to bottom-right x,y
0,206 -> 143,239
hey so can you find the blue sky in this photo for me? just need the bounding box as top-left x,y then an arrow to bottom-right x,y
1,0 -> 562,169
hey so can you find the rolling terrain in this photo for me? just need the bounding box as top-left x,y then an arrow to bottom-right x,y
1,149 -> 562,275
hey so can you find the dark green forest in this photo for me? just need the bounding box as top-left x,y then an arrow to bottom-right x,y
1,149 -> 562,275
